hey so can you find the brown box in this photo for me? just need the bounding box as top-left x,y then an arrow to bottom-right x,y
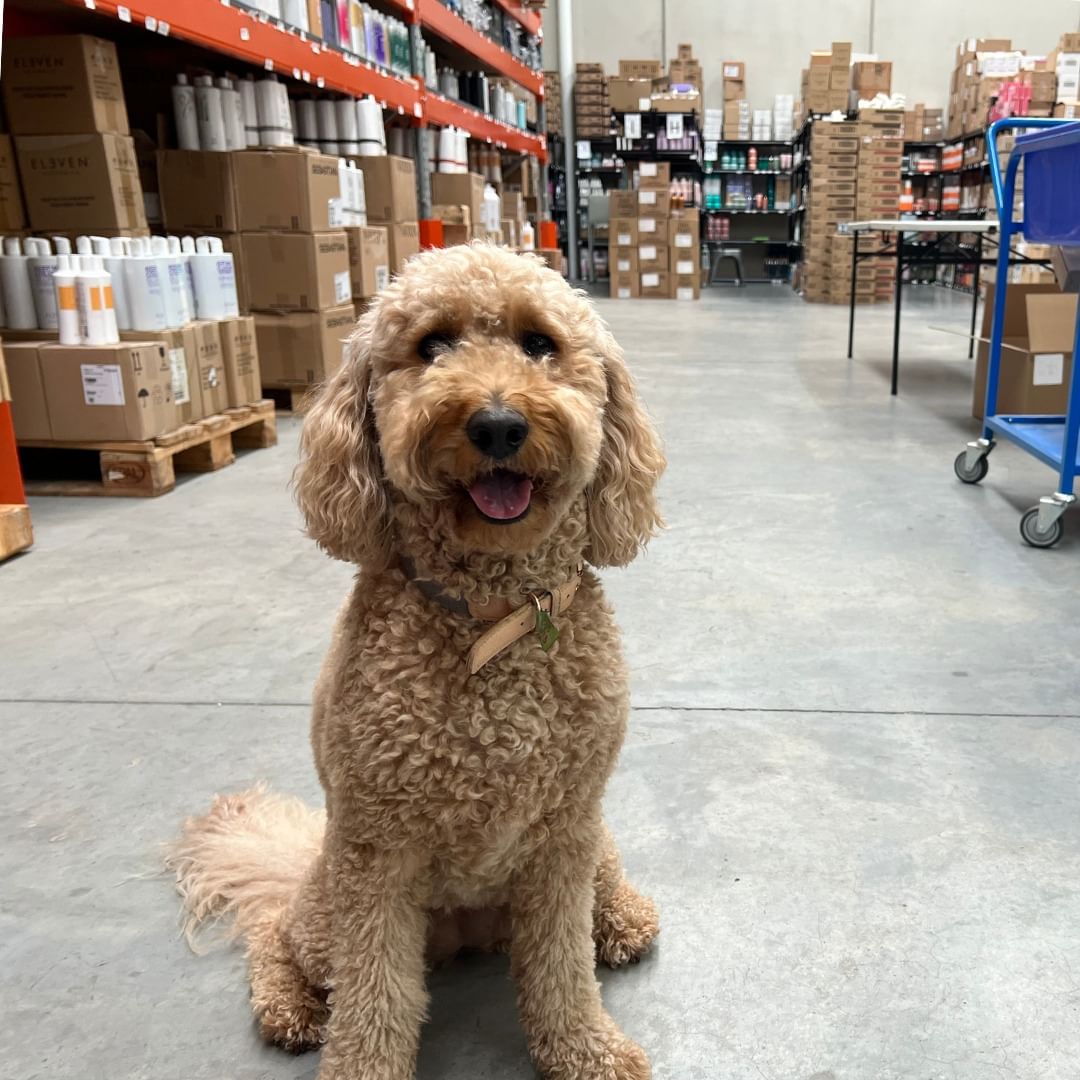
0,136 -> 26,232
808,68 -> 831,92
636,187 -> 670,214
345,225 -> 390,298
233,148 -> 340,232
611,248 -> 639,275
640,269 -> 671,298
356,155 -> 418,223
15,133 -> 146,232
851,62 -> 892,96
618,60 -> 663,79
2,35 -> 129,136
722,61 -> 746,81
4,342 -> 51,439
673,272 -> 700,300
609,190 -> 638,218
636,213 -> 668,238
39,341 -> 177,441
241,231 -> 351,312
723,80 -> 746,102
669,211 -> 700,252
187,321 -> 229,417
219,316 -> 261,407
431,172 -> 485,229
677,44 -> 694,61
636,161 -> 671,188
831,42 -> 853,67
254,302 -> 356,386
610,269 -> 640,299
388,221 -> 420,273
157,150 -> 238,232
610,217 -> 639,247
119,327 -> 203,423
637,242 -> 669,274
608,77 -> 654,113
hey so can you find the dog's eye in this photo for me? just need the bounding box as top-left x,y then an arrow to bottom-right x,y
417,333 -> 458,363
521,332 -> 556,360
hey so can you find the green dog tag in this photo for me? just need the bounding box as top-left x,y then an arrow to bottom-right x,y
535,609 -> 560,652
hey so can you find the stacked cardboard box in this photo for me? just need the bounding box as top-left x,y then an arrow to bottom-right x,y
5,35 -> 147,236
669,44 -> 702,95
801,120 -> 859,303
849,61 -> 892,109
357,155 -> 419,274
947,38 -> 1015,139
853,109 -> 903,300
903,104 -> 945,141
801,43 -> 852,116
234,147 -> 357,390
575,63 -> 610,139
774,95 -> 796,141
1052,33 -> 1080,116
669,208 -> 701,299
544,71 -> 563,135
722,61 -> 748,139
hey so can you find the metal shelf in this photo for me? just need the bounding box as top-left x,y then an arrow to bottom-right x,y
489,0 -> 542,35
705,208 -> 793,215
425,93 -> 545,156
703,169 -> 792,176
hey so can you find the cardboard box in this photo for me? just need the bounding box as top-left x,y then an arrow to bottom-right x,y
611,217 -> 639,247
670,249 -> 699,275
611,248 -> 639,274
188,321 -> 229,416
3,35 -> 129,136
388,221 -> 420,273
722,61 -> 746,81
608,77 -> 654,113
724,80 -> 746,102
4,342 -> 51,439
971,283 -> 1077,418
851,62 -> 892,96
254,302 -> 356,386
0,136 -> 26,232
502,191 -> 524,223
119,327 -> 203,424
345,225 -> 390,298
637,187 -> 670,213
233,148 -> 340,232
431,172 -> 485,229
636,160 -> 671,187
637,243 -> 669,274
157,150 -> 238,232
219,316 -> 261,407
640,269 -> 671,298
241,231 -> 351,312
15,133 -> 146,232
609,269 -> 640,299
669,211 -> 700,250
831,42 -> 853,67
637,214 -> 666,237
356,155 -> 418,223
609,191 -> 638,218
619,60 -> 663,79
673,272 -> 700,300
38,341 -> 177,441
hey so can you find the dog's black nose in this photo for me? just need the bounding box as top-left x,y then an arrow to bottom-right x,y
466,406 -> 529,460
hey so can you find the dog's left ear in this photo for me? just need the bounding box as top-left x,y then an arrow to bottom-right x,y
585,328 -> 666,567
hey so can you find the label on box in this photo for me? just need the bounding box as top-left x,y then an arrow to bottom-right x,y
676,287 -> 695,300
169,347 -> 190,405
666,114 -> 684,139
639,161 -> 658,178
1033,353 -> 1065,386
640,245 -> 658,260
639,217 -> 658,233
206,365 -> 220,389
642,272 -> 660,288
638,97 -> 652,111
723,63 -> 741,78
676,259 -> 695,274
617,232 -> 633,246
81,364 -> 125,407
334,270 -> 352,304
617,287 -> 632,299
639,189 -> 658,206
575,140 -> 592,159
328,197 -> 345,227
625,113 -> 642,138
375,265 -> 390,291
617,258 -> 632,272
675,234 -> 693,248
704,141 -> 718,161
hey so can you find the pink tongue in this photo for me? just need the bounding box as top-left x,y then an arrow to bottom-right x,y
468,472 -> 533,520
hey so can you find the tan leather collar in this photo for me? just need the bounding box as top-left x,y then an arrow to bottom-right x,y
401,558 -> 584,675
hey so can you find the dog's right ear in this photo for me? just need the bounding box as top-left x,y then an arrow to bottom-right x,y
293,316 -> 394,569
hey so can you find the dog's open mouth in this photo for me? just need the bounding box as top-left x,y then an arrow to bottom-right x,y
467,469 -> 533,524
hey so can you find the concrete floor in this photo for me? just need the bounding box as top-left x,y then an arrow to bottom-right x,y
3,285 -> 1080,1080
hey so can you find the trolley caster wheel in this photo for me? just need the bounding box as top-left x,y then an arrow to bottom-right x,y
1020,507 -> 1064,549
954,451 -> 988,484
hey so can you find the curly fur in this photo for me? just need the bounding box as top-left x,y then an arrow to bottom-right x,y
168,244 -> 665,1079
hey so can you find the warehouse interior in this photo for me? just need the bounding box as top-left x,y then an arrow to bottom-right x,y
2,2 -> 1080,1079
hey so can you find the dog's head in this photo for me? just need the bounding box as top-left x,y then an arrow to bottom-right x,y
295,243 -> 664,571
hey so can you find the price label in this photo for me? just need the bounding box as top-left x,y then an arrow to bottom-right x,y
624,113 -> 642,139
666,114 -> 684,140
575,140 -> 592,159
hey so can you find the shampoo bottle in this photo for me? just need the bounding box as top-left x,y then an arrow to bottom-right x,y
218,77 -> 246,150
191,236 -> 240,320
194,75 -> 228,151
125,238 -> 169,332
53,255 -> 80,345
26,238 -> 60,330
173,74 -> 200,150
1,237 -> 37,330
98,236 -> 133,331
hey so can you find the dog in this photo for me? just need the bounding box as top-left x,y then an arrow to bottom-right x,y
168,242 -> 666,1080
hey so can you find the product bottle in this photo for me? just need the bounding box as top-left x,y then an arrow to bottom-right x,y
297,98 -> 319,148
256,75 -> 294,146
191,236 -> 240,320
168,235 -> 197,323
318,98 -> 341,155
194,75 -> 228,151
356,96 -> 387,155
125,238 -> 169,332
483,184 -> 501,234
336,98 -> 361,156
25,238 -> 60,330
900,179 -> 915,214
97,236 -> 132,331
53,255 -> 80,345
96,256 -> 120,344
151,236 -> 188,328
173,74 -> 200,150
75,254 -> 108,346
521,221 -> 535,251
218,77 -> 246,150
1,237 -> 37,330
282,0 -> 310,31
239,76 -> 259,146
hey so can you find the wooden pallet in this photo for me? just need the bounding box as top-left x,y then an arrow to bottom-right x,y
18,400 -> 277,498
263,384 -> 318,415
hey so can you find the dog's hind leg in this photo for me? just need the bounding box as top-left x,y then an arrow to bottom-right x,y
592,823 -> 659,967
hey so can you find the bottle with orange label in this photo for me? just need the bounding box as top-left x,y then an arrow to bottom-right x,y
54,254 -> 80,345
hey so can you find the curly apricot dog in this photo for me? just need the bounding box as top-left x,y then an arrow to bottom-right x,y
168,242 -> 666,1080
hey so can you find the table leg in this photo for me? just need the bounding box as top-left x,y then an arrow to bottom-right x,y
847,230 -> 858,359
969,232 -> 982,359
891,230 -> 904,396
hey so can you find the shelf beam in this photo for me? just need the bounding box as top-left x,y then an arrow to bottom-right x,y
423,93 -> 546,159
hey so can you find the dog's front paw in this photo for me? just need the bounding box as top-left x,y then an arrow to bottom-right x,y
255,987 -> 328,1053
595,882 -> 659,968
535,1028 -> 651,1080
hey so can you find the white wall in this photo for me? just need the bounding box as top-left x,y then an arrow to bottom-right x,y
543,0 -> 1080,114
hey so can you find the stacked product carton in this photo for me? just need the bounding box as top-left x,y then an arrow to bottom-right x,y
1052,33 -> 1080,117
947,38 -> 1015,139
903,104 -> 946,141
668,44 -> 702,96
853,109 -> 903,301
722,62 -> 749,139
543,71 -> 563,135
575,64 -> 610,139
356,154 -> 418,275
849,61 -> 892,109
801,43 -> 853,116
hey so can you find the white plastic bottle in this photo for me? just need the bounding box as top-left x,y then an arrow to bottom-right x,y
194,75 -> 228,151
296,98 -> 319,148
96,256 -> 119,344
125,238 -> 169,332
218,77 -> 246,150
26,238 -> 60,330
256,75 -> 294,147
151,235 -> 187,328
98,236 -> 132,331
336,97 -> 360,155
282,0 -> 310,31
1,237 -> 37,330
356,96 -> 387,155
169,235 -> 197,323
75,254 -> 108,346
53,255 -> 80,345
191,236 -> 239,320
521,220 -> 535,251
239,76 -> 259,146
482,184 -> 501,235
173,74 -> 200,150
318,98 -> 340,155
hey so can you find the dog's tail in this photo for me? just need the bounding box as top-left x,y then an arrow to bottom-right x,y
166,784 -> 326,947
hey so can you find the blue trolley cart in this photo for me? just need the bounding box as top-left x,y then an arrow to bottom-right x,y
954,118 -> 1080,547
